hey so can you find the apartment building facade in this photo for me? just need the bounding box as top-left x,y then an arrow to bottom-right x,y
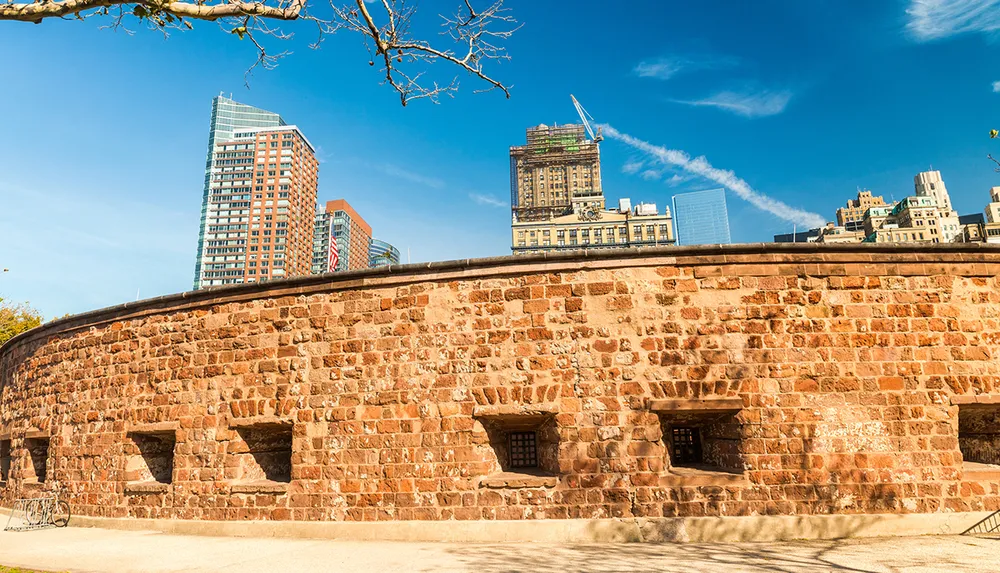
835,189 -> 888,231
509,124 -> 674,254
194,121 -> 319,287
193,96 -> 287,289
312,199 -> 373,273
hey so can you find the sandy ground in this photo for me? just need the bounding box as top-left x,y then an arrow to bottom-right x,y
0,527 -> 998,572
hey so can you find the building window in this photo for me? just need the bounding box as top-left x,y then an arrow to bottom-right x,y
508,432 -> 538,469
669,427 -> 701,466
634,225 -> 642,235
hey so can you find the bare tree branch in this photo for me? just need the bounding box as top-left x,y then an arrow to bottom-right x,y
0,0 -> 305,23
0,0 -> 518,106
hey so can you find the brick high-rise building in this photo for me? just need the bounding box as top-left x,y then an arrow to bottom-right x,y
509,123 -> 674,254
509,124 -> 603,223
311,199 -> 372,273
193,95 -> 286,289
193,123 -> 318,287
836,189 -> 888,232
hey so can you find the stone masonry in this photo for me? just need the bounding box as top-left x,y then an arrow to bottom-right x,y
1,244 -> 1000,523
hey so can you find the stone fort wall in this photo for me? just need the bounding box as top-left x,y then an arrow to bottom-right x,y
1,244 -> 999,523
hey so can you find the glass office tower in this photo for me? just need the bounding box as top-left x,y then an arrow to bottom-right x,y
369,238 -> 401,267
672,188 -> 732,246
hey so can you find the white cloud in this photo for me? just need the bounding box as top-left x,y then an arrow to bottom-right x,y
600,124 -> 827,228
992,80 -> 1000,92
906,0 -> 1000,41
469,192 -> 507,208
665,174 -> 690,187
673,89 -> 793,118
640,169 -> 664,181
633,55 -> 738,81
622,159 -> 644,174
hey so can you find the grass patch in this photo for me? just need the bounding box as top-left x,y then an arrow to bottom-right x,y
0,566 -> 63,573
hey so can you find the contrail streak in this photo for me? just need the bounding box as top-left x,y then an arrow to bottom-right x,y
600,124 -> 827,228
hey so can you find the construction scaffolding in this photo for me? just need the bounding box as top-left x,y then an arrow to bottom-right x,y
510,124 -> 602,222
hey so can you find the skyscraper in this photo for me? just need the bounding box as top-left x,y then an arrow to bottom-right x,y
311,199 -> 373,274
369,238 -> 401,267
193,123 -> 318,287
193,95 -> 287,289
672,189 -> 731,246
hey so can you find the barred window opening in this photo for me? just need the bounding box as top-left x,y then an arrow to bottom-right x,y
508,431 -> 538,469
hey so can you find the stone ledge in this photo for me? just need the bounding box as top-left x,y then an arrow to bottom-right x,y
124,482 -> 170,495
963,461 -> 1000,481
659,467 -> 748,487
229,481 -> 289,494
127,422 -> 178,434
42,511 -> 999,543
952,394 -> 1000,406
478,472 -> 558,489
23,430 -> 49,439
648,398 -> 743,414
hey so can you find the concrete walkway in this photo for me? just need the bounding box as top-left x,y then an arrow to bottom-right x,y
0,527 -> 997,572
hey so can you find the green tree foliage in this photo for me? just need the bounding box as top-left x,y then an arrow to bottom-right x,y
0,297 -> 43,345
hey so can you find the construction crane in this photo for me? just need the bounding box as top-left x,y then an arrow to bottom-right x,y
570,94 -> 602,143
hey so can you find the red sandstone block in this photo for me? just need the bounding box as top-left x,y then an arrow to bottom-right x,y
523,299 -> 550,314
587,282 -> 615,295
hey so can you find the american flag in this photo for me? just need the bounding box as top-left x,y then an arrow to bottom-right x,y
328,235 -> 339,272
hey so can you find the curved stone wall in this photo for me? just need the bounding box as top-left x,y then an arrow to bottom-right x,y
2,244 -> 1000,523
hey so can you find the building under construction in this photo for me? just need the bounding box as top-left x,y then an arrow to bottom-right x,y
509,124 -> 603,222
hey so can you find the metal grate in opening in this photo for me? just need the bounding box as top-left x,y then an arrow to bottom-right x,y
508,431 -> 538,469
670,426 -> 702,466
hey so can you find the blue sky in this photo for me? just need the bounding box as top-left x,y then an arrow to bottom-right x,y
3,0 -> 1000,318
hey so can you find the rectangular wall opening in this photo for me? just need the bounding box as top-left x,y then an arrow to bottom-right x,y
958,404 -> 1000,474
479,416 -> 559,477
0,440 -> 10,483
24,438 -> 49,483
650,398 -> 745,479
125,432 -> 175,485
660,415 -> 742,473
234,425 -> 293,484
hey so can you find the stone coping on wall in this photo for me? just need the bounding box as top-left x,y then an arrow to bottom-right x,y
5,241 -> 1000,358
11,510 -> 991,543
